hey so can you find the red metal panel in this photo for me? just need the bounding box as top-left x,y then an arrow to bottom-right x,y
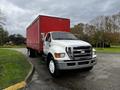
40,15 -> 70,34
26,17 -> 40,51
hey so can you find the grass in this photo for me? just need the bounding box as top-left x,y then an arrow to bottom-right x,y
0,45 -> 26,48
95,46 -> 120,53
0,48 -> 31,89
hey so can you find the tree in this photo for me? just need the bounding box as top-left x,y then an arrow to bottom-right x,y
0,9 -> 6,28
0,9 -> 8,45
90,12 -> 120,47
0,28 -> 9,45
71,23 -> 96,43
71,23 -> 85,39
9,34 -> 25,45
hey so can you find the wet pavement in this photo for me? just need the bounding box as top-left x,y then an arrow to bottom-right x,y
13,48 -> 120,90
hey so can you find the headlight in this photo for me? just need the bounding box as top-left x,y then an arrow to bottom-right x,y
54,53 -> 65,58
92,48 -> 96,55
93,51 -> 96,55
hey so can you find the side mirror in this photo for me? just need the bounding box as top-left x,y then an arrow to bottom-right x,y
42,37 -> 45,41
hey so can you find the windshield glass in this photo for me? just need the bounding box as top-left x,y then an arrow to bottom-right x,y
52,32 -> 78,40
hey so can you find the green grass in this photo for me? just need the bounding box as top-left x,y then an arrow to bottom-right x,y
95,46 -> 120,53
0,45 -> 25,48
0,49 -> 31,89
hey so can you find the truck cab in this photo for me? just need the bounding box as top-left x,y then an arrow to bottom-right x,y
43,31 -> 97,77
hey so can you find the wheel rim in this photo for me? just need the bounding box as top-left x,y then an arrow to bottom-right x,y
49,60 -> 55,74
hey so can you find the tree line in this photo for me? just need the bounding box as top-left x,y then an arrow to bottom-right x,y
71,12 -> 120,47
0,28 -> 25,46
0,9 -> 120,47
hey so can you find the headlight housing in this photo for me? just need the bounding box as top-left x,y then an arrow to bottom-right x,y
92,48 -> 96,55
54,53 -> 65,58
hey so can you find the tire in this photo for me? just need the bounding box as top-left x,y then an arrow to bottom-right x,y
84,66 -> 93,71
28,49 -> 36,58
48,56 -> 60,77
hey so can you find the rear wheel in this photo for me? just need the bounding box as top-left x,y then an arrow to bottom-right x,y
28,48 -> 36,58
48,56 -> 60,77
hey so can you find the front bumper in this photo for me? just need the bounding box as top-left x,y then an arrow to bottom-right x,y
55,57 -> 97,70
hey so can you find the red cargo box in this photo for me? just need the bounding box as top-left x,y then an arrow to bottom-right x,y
26,15 -> 70,53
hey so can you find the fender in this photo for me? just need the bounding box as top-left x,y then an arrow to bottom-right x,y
47,45 -> 70,61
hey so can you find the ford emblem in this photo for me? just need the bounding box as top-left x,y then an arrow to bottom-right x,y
81,50 -> 85,54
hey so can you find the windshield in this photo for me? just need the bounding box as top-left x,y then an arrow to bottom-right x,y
52,32 -> 78,40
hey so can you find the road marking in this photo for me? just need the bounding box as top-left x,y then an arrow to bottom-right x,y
4,81 -> 26,90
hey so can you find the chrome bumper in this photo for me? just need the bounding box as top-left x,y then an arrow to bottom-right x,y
55,57 -> 97,70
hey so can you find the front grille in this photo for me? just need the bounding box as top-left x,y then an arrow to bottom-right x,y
73,46 -> 92,60
78,61 -> 89,65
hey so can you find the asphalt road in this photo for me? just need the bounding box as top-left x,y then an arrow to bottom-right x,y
13,48 -> 120,90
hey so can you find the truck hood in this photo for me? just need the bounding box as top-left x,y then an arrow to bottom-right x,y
52,40 -> 91,47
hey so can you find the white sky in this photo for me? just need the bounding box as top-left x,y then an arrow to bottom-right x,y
0,0 -> 120,36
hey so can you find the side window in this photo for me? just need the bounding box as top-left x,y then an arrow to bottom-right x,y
45,33 -> 51,42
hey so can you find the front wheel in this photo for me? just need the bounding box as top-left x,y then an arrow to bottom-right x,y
48,57 -> 60,77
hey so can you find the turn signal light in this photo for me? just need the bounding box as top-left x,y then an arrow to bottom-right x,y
54,53 -> 65,58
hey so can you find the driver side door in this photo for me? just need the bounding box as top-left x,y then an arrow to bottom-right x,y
43,33 -> 51,55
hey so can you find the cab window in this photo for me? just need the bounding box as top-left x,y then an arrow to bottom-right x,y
45,33 -> 51,42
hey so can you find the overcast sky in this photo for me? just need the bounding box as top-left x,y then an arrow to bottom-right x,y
0,0 -> 120,36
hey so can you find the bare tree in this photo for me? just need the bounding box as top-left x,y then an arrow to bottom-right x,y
0,9 -> 8,45
90,12 -> 120,47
